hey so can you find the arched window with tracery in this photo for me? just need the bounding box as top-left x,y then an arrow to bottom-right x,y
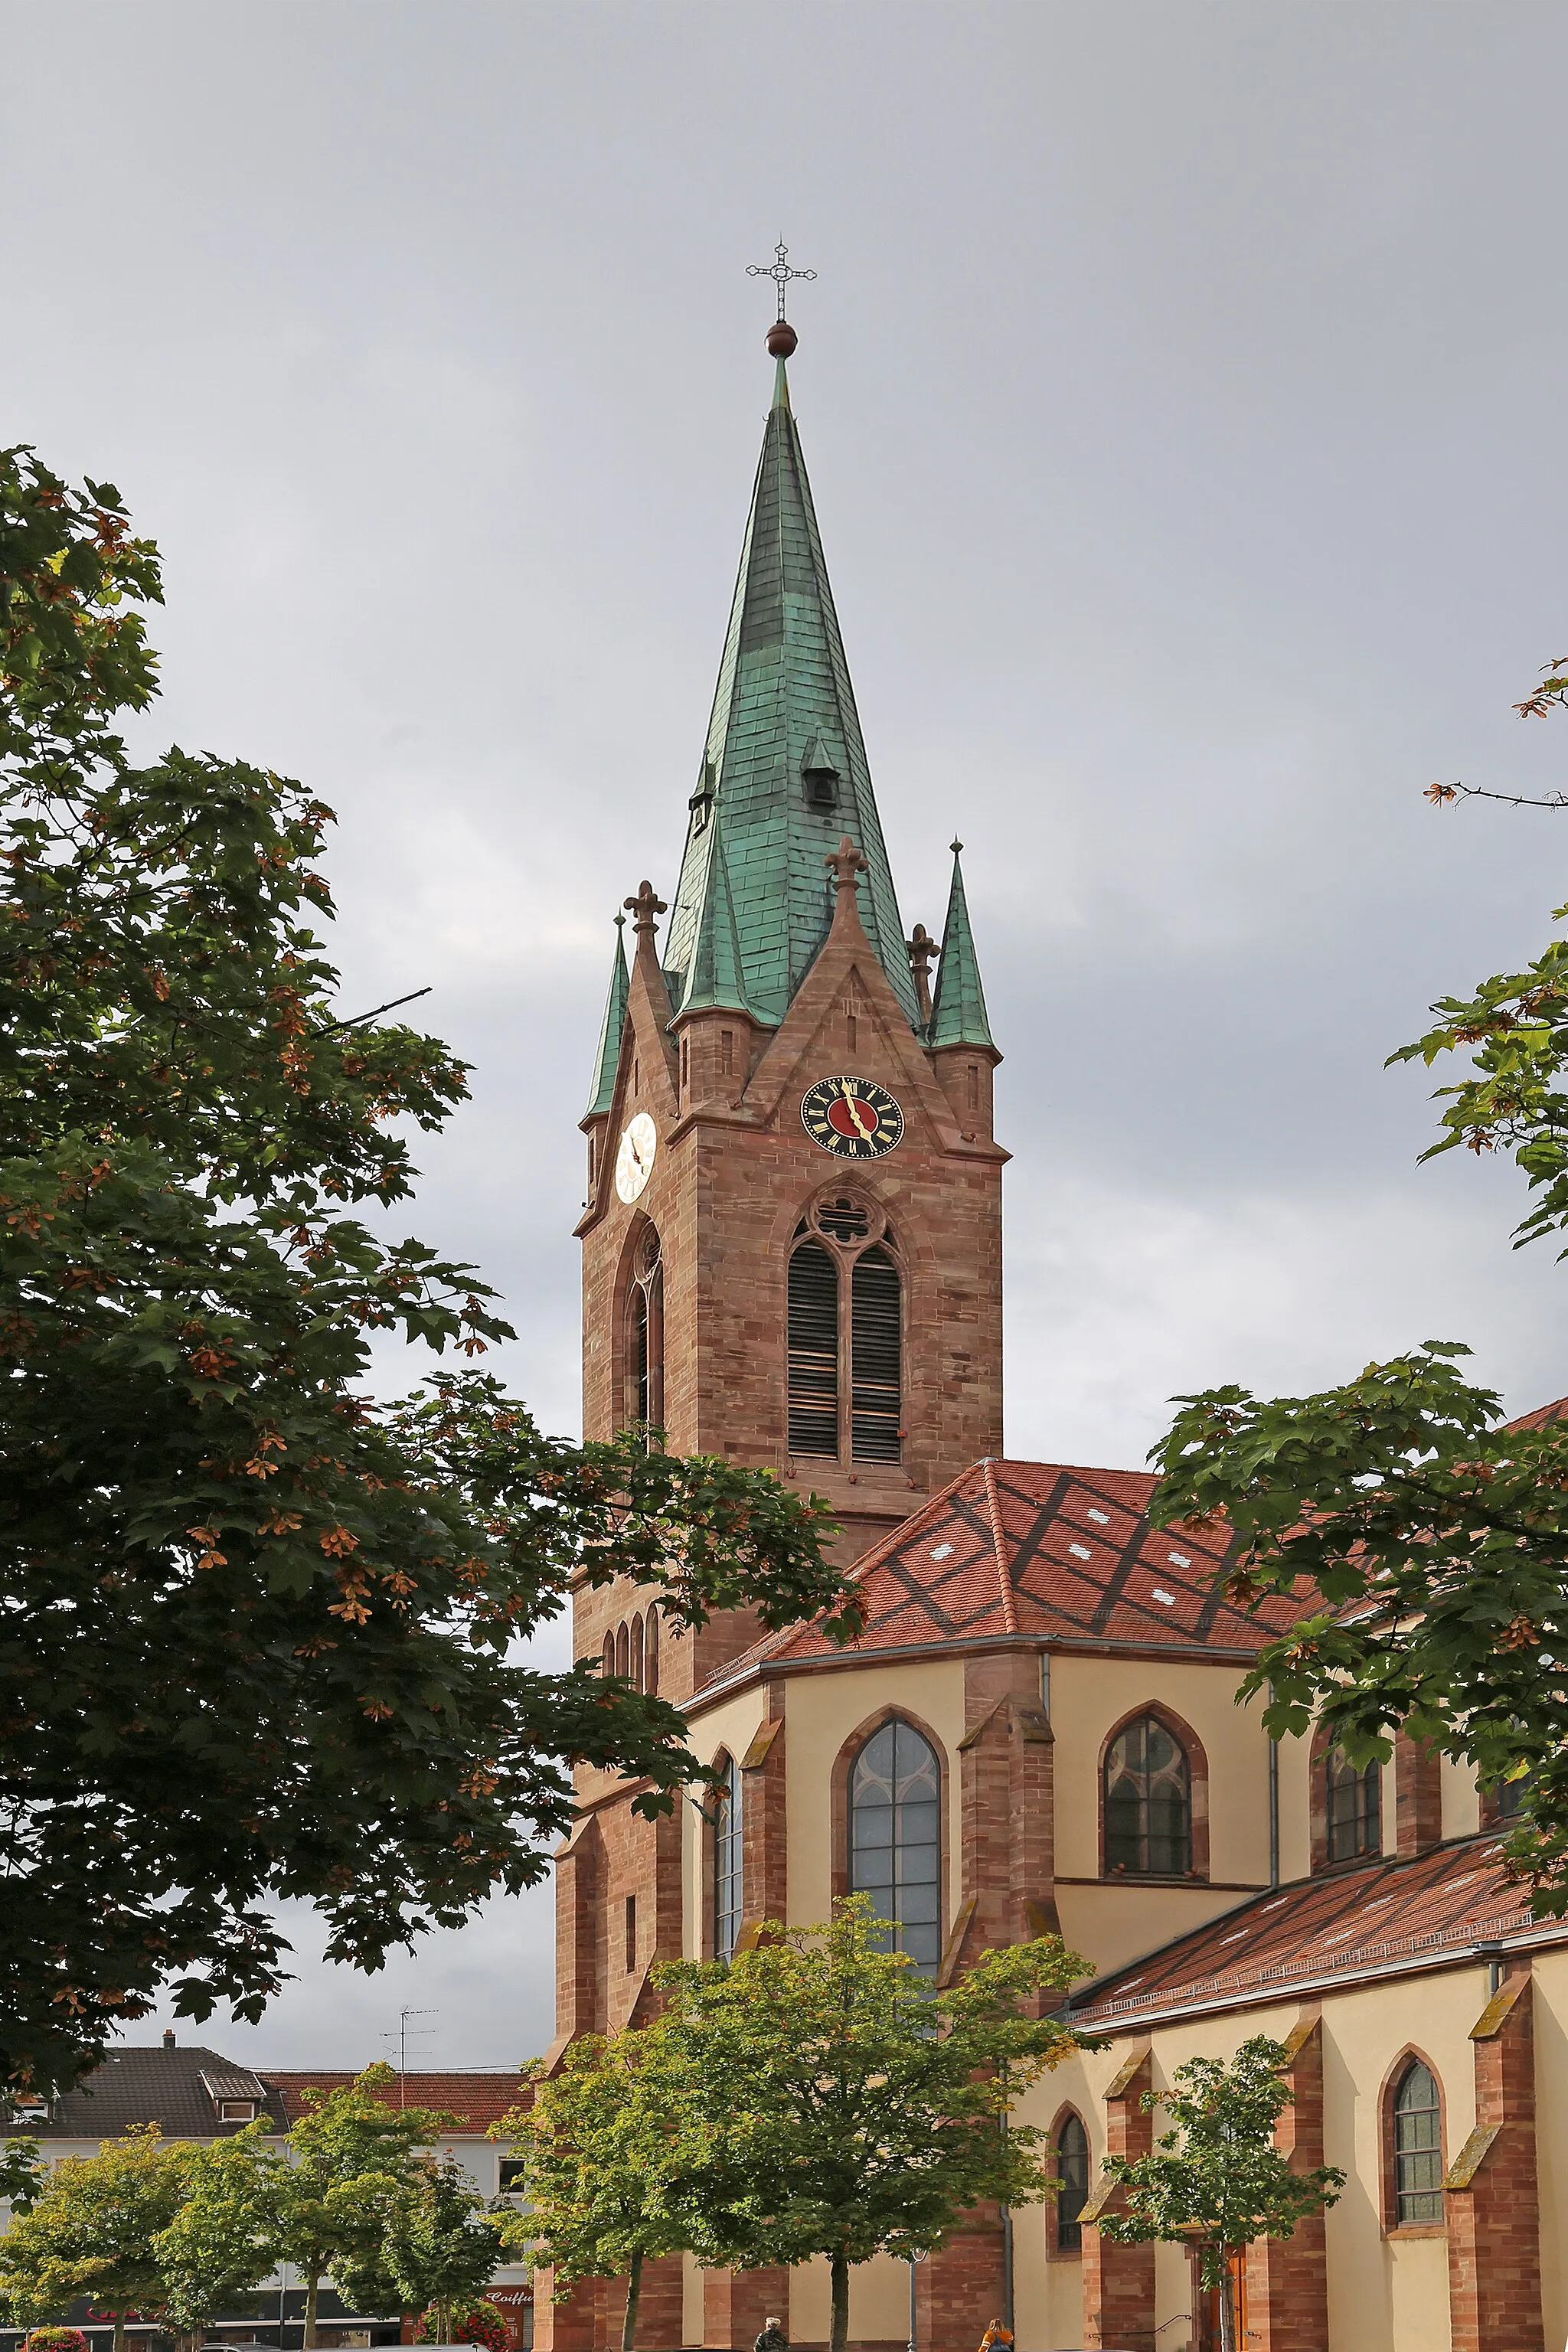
787,1193 -> 903,1464
849,1717 -> 941,1973
1325,1745 -> 1380,1863
1054,2113 -> 1090,2251
1104,1713 -> 1191,1877
1392,2060 -> 1443,2224
713,1753 -> 743,1962
626,1223 -> 664,1436
615,1622 -> 629,1682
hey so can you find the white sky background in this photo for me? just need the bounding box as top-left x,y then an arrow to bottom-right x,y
7,0 -> 1568,2069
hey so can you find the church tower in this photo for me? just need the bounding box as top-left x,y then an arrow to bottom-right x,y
575,320 -> 1004,1690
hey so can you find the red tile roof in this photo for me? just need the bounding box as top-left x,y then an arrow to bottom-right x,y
1508,1392 -> 1568,1431
707,1459 -> 1318,1689
1071,1834 -> 1546,2028
263,2070 -> 529,2130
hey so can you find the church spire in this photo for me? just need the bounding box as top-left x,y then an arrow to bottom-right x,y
583,913 -> 629,1117
927,840 -> 995,1050
662,331 -> 920,1032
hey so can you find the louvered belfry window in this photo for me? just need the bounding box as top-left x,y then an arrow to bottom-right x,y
787,1194 -> 903,1465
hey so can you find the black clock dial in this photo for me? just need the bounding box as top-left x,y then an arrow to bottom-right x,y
801,1076 -> 905,1159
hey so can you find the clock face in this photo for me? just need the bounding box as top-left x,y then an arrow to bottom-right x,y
802,1075 -> 905,1159
615,1112 -> 658,1204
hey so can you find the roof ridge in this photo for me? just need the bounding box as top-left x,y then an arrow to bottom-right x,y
981,1457 -> 1018,1635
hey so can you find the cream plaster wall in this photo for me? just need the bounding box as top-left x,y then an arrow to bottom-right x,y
1054,1880 -> 1256,1985
1049,1653 -> 1274,1886
1439,1753 -> 1481,1841
774,1658 -> 966,1932
1534,1945 -> 1568,2352
1273,1725 -> 1312,1885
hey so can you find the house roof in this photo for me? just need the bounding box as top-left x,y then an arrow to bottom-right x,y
705,1458 -> 1316,1692
15,2045 -> 287,2139
1070,1833 -> 1549,2030
264,2070 -> 529,2131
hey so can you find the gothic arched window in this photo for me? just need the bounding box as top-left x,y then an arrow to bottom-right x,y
849,1717 -> 941,1974
1104,1713 -> 1191,1877
601,1632 -> 614,1678
615,1622 -> 629,1682
629,1612 -> 645,1694
787,1194 -> 903,1465
644,1606 -> 659,1697
713,1753 -> 743,1963
1325,1746 -> 1380,1863
1393,2060 -> 1442,2224
626,1223 -> 664,1436
1055,2113 -> 1090,2251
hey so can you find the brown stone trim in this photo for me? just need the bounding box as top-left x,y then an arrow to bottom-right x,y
827,1700 -> 952,1925
1082,2044 -> 1155,2352
1394,1730 -> 1444,1858
1377,2043 -> 1447,2237
1053,1875 -> 1267,1891
1096,1698 -> 1211,1883
1446,1964 -> 1544,2352
740,1685 -> 788,1934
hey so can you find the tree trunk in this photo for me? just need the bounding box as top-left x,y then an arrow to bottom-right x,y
829,2250 -> 850,2352
621,2249 -> 644,2352
303,2269 -> 321,2350
113,2312 -> 126,2352
1217,2251 -> 1236,2352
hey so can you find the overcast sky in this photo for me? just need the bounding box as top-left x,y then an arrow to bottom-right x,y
9,1 -> 1568,2071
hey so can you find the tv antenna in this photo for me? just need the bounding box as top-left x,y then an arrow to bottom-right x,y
380,2007 -> 437,2105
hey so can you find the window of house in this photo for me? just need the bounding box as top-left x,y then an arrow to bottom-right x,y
1055,2114 -> 1089,2251
966,1062 -> 979,1113
1104,1714 -> 1192,1877
1492,1768 -> 1534,1820
626,1224 -> 664,1433
849,1718 -> 941,1974
787,1194 -> 903,1465
680,1035 -> 688,1091
714,1753 -> 743,1962
498,2158 -> 526,2196
218,2102 -> 256,2122
1393,2060 -> 1442,2224
1325,1746 -> 1380,1862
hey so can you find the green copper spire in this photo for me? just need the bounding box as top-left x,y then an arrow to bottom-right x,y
678,807 -> 756,1018
662,351 -> 920,1031
584,913 -> 630,1117
927,841 -> 995,1050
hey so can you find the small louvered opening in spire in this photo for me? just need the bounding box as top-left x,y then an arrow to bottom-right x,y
788,1240 -> 839,1455
851,1246 -> 902,1462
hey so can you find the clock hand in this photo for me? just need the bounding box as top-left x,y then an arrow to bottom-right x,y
838,1080 -> 874,1139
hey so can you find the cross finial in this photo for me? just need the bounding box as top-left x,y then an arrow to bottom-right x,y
825,835 -> 867,893
624,880 -> 668,937
748,240 -> 815,321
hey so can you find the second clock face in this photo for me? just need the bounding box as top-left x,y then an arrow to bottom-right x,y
616,1112 -> 658,1203
802,1076 -> 905,1159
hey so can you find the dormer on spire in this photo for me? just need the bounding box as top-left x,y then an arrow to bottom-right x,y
927,841 -> 995,1051
583,913 -> 630,1120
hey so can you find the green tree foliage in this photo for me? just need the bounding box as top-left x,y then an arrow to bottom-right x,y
151,2123 -> 282,2352
372,2158 -> 507,2344
0,2141 -> 46,2215
570,1899 -> 1091,2352
0,2127 -> 194,2352
271,2066 -> 456,2349
1152,1345 -> 1568,1905
495,2027 -> 699,2352
1096,2038 -> 1344,2352
0,446 -> 859,2095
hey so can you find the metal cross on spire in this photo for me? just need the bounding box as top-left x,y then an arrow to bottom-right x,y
747,240 -> 816,322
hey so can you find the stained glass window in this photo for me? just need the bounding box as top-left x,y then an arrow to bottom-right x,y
1104,1714 -> 1191,1877
850,1718 -> 941,1974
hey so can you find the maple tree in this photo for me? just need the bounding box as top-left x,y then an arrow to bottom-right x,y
0,2128 -> 194,2352
0,446 -> 858,2096
529,1900 -> 1092,2352
1096,2039 -> 1343,2352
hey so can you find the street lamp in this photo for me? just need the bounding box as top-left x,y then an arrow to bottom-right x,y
906,2247 -> 927,2352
